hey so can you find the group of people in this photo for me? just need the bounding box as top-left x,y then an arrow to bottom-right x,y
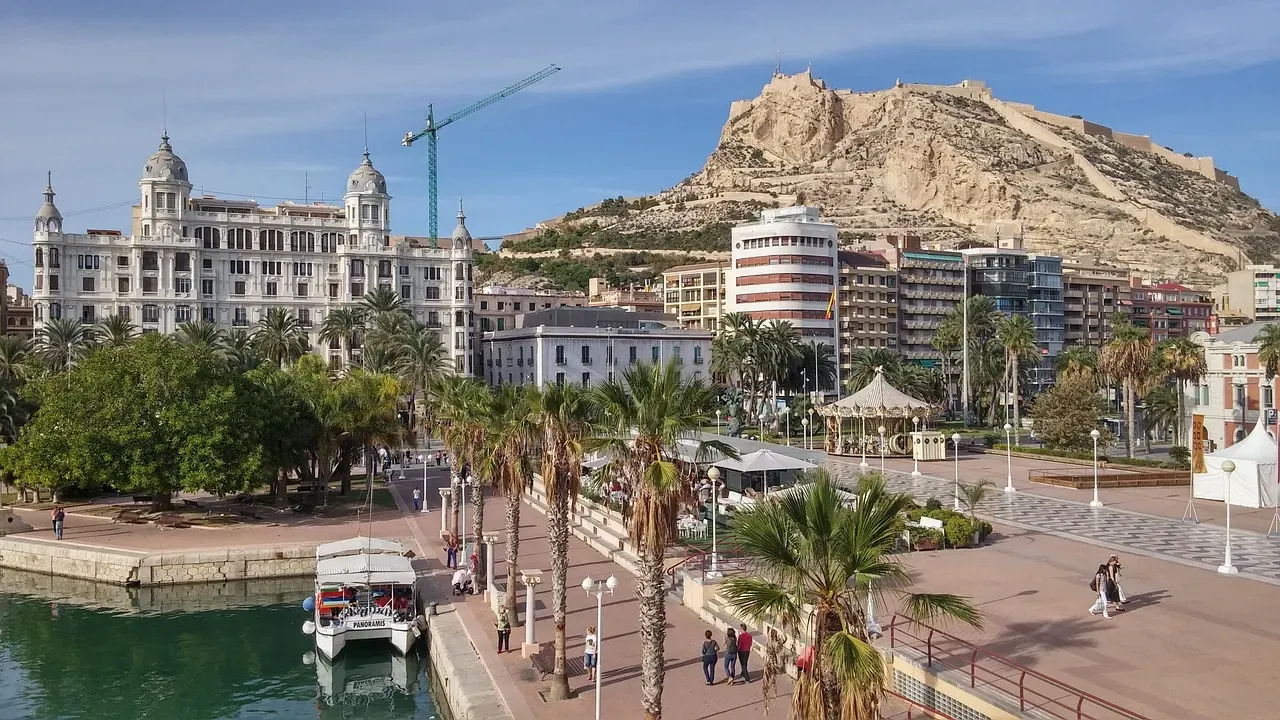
448,536 -> 479,596
1089,554 -> 1129,619
700,625 -> 754,686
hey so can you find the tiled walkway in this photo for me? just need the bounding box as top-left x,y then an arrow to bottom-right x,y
825,456 -> 1280,584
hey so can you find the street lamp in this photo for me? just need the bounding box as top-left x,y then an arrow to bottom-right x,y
581,574 -> 619,720
859,416 -> 869,468
1219,460 -> 1239,574
716,408 -> 723,435
878,425 -> 887,473
758,403 -> 767,442
704,467 -> 723,578
1089,430 -> 1103,508
801,418 -> 810,451
1002,423 -> 1016,492
418,453 -> 428,513
459,475 -> 473,562
785,406 -> 791,447
951,433 -> 962,511
911,416 -> 922,477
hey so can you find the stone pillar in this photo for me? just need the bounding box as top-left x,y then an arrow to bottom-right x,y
520,569 -> 543,658
438,489 -> 452,537
483,533 -> 498,602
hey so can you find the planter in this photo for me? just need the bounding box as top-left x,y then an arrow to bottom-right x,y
913,539 -> 940,551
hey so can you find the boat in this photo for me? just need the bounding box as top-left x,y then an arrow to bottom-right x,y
303,536 -> 424,659
308,646 -> 420,710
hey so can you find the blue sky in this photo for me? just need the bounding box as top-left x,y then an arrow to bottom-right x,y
1,0 -> 1278,289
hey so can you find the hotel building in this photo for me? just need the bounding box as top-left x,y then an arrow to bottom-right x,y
728,206 -> 839,341
661,261 -> 728,331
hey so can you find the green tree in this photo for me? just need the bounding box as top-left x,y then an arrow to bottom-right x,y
0,335 -> 31,381
1028,372 -> 1113,452
97,313 -> 137,348
1156,338 -> 1206,446
1101,322 -> 1155,458
721,472 -> 980,719
221,329 -> 261,372
253,308 -> 309,368
1054,346 -> 1099,385
318,307 -> 365,370
362,287 -> 404,315
1255,325 -> 1280,442
36,317 -> 93,374
1143,386 -> 1179,446
175,320 -> 224,353
996,315 -> 1038,434
396,326 -> 450,440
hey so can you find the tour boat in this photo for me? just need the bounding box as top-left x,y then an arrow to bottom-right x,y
311,647 -> 419,708
303,536 -> 423,659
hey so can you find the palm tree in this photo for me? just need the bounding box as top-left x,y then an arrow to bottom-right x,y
786,342 -> 837,396
37,317 -> 93,373
844,349 -> 900,392
253,308 -> 309,368
397,326 -> 450,437
0,335 -> 30,381
175,319 -> 224,352
1055,346 -> 1099,385
1157,338 -> 1207,445
1257,325 -> 1280,427
97,314 -> 137,348
590,361 -> 735,720
532,381 -> 599,701
1101,321 -> 1154,458
720,472 -> 980,719
362,287 -> 405,315
931,323 -> 961,417
433,376 -> 495,588
1143,386 -> 1179,446
360,344 -> 399,374
318,307 -> 365,370
221,329 -> 261,372
341,369 -> 406,496
996,315 -> 1038,435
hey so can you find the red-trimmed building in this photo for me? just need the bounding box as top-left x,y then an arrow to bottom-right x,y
1128,280 -> 1212,342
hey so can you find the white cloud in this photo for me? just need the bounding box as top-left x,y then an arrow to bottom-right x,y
1,0 -> 1277,283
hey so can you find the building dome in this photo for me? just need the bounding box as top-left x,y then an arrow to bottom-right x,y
142,134 -> 189,182
35,172 -> 62,232
347,150 -> 387,195
451,200 -> 472,249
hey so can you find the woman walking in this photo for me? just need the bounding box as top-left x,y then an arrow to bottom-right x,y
700,630 -> 720,686
584,625 -> 598,681
1107,555 -> 1127,611
1088,563 -> 1112,619
723,627 -> 738,685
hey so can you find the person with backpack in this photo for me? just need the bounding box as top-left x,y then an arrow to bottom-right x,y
51,506 -> 65,541
1088,563 -> 1112,619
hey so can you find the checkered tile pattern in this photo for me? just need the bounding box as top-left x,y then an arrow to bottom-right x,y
824,457 -> 1280,584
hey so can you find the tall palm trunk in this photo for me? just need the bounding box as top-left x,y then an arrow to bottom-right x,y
1124,380 -> 1136,459
450,475 -> 461,537
547,487 -> 572,700
637,541 -> 668,720
472,483 -> 486,593
504,491 -> 522,621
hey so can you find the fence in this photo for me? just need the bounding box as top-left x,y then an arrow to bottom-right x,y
1028,468 -> 1187,489
887,615 -> 1155,720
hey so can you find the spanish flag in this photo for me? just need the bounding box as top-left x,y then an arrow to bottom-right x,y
824,290 -> 836,320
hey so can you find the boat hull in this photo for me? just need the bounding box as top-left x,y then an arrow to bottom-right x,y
315,620 -> 420,660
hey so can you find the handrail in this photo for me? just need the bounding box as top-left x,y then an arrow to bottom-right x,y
883,690 -> 958,720
887,615 -> 1155,720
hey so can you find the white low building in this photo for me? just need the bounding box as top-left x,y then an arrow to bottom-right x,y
31,135 -> 476,373
480,307 -> 712,388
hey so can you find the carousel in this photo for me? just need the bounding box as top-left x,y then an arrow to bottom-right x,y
817,367 -> 943,464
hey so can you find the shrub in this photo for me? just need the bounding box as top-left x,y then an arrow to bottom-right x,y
1168,445 -> 1191,469
1028,373 -> 1114,452
943,516 -> 976,548
977,521 -> 994,541
924,497 -> 943,511
982,432 -> 1000,448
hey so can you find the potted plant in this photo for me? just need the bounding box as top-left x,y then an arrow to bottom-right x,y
912,527 -> 942,551
958,479 -> 996,546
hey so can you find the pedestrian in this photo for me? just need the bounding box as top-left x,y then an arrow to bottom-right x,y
412,487 -> 422,512
1088,563 -> 1112,619
736,624 -> 753,683
723,627 -> 738,684
701,629 -> 720,686
496,605 -> 511,653
435,451 -> 442,467
51,505 -> 65,541
584,625 -> 598,680
1107,555 -> 1128,611
445,534 -> 459,569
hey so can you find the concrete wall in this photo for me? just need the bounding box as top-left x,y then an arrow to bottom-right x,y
0,535 -> 316,586
426,610 -> 510,720
0,565 -> 313,613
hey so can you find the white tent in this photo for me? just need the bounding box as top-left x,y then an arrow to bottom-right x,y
714,449 -> 818,474
1194,415 -> 1279,509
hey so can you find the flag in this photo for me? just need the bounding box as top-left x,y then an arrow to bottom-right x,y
824,290 -> 836,320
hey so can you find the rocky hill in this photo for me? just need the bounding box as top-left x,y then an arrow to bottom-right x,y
498,71 -> 1278,288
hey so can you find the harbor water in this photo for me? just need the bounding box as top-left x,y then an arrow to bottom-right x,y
0,570 -> 446,720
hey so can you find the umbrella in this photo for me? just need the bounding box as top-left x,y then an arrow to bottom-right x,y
716,449 -> 817,473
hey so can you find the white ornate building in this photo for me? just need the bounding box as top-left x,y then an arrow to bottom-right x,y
31,135 -> 476,373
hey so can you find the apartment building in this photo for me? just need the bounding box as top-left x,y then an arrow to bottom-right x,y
728,206 -> 839,341
1130,280 -> 1212,342
29,137 -> 476,372
480,307 -> 711,388
880,236 -> 964,365
475,286 -> 585,333
661,262 -> 728,331
1062,257 -> 1131,350
836,250 -> 898,374
1190,322 -> 1274,449
587,278 -> 664,313
5,284 -> 34,340
1219,264 -> 1280,322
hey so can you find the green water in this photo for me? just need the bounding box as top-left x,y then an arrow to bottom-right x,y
0,572 -> 445,720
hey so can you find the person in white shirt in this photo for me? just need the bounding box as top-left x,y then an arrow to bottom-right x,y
452,568 -> 472,596
584,625 -> 598,680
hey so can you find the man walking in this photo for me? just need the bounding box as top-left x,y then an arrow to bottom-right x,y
736,624 -> 753,683
51,506 -> 65,541
412,487 -> 422,512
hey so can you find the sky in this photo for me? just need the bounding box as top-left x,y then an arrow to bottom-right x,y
1,0 -> 1279,290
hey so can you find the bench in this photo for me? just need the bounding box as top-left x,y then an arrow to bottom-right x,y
956,439 -> 987,454
182,499 -> 201,509
237,509 -> 262,521
529,643 -> 585,681
132,495 -> 153,504
113,509 -> 145,524
154,513 -> 189,529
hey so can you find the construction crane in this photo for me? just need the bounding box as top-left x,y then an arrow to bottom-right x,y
402,64 -> 561,243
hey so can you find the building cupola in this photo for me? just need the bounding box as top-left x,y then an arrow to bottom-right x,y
451,199 -> 472,251
34,172 -> 62,233
142,133 -> 188,182
347,149 -> 388,195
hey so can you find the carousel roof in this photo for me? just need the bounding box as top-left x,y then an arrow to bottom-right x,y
819,366 -> 934,418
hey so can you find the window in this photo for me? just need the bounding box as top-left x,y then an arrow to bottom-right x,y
143,251 -> 159,271
202,258 -> 213,269
329,283 -> 339,299
234,281 -> 246,296
378,260 -> 392,278
175,305 -> 191,322
497,318 -> 505,331
227,228 -> 252,250
694,346 -> 703,365
49,302 -> 61,319
81,276 -> 95,292
289,232 -> 315,252
261,261 -> 282,276
201,279 -> 214,296
425,266 -> 442,281
581,346 -> 591,365
401,284 -> 411,300
195,227 -> 220,249
202,306 -> 215,322
298,309 -> 312,326
399,265 -> 410,276
260,229 -> 284,251
35,248 -> 43,267
117,305 -> 130,320
350,259 -> 365,276
118,277 -> 130,293
351,283 -> 364,298
50,248 -> 60,268
629,346 -> 637,364
77,304 -> 96,324
514,302 -> 522,311
233,308 -> 248,326
142,277 -> 158,294
142,304 -> 159,323
555,345 -> 566,365
651,346 -> 660,362
455,286 -> 464,301
229,259 -> 252,275
175,252 -> 190,271
293,262 -> 313,277
266,281 -> 278,297
555,372 -> 565,387
425,287 -> 440,300
427,311 -> 440,327
361,203 -> 381,222
49,275 -> 59,291
320,232 -> 342,253
296,283 -> 308,297
581,372 -> 590,386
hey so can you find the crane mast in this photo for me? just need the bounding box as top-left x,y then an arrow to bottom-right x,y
402,64 -> 561,242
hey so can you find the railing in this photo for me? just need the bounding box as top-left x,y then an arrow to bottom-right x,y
882,690 -> 958,720
887,615 -> 1154,720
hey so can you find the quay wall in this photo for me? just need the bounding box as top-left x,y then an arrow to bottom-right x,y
0,535 -> 315,586
426,610 -> 510,720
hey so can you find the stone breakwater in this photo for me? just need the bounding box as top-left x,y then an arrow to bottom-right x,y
0,535 -> 315,586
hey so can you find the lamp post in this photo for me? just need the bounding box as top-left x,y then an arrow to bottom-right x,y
911,416 -> 922,477
704,466 -> 722,578
860,416 -> 869,468
1089,429 -> 1103,508
581,575 -> 619,720
951,433 -> 962,511
459,475 -> 472,562
878,425 -> 887,473
802,418 -> 810,451
716,409 -> 722,435
1219,460 -> 1239,574
418,453 -> 428,513
785,406 -> 791,447
758,404 -> 767,443
1002,423 -> 1016,492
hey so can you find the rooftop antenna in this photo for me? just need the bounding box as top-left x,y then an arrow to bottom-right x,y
305,172 -> 310,205
162,90 -> 168,136
363,111 -> 369,152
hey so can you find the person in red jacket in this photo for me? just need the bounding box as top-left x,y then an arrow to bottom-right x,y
736,624 -> 753,683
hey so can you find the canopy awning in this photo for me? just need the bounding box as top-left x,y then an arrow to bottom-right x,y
715,448 -> 817,473
819,366 -> 934,418
316,537 -> 406,561
316,553 -> 417,587
1208,414 -> 1276,463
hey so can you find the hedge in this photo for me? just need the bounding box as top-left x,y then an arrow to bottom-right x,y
991,444 -> 1180,469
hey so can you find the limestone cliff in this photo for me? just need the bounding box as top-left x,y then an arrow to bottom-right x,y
534,72 -> 1278,286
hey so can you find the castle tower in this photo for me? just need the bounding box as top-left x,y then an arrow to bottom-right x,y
32,173 -> 65,331
449,199 -> 475,374
344,149 -> 390,247
138,134 -> 191,241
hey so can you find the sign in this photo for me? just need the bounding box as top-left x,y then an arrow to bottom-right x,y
348,616 -> 390,630
919,517 -> 944,530
1268,409 -> 1277,426
1192,413 -> 1207,474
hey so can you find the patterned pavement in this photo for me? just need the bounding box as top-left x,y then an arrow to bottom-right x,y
824,456 -> 1280,585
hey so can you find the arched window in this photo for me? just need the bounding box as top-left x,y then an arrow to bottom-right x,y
49,302 -> 61,319
35,219 -> 45,232
227,228 -> 252,250
321,233 -> 342,253
289,232 -> 315,252
195,227 -> 221,249
259,229 -> 284,251
49,219 -> 60,232
454,262 -> 463,279
50,248 -> 60,268
35,248 -> 43,267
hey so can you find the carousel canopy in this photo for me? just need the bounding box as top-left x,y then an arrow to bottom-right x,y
820,367 -> 934,418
